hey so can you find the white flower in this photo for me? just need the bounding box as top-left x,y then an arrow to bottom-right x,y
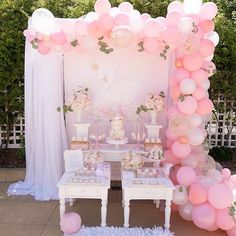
145,93 -> 165,111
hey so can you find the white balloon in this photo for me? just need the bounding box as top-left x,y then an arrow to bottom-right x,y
205,31 -> 219,46
177,17 -> 194,34
179,202 -> 193,221
200,79 -> 210,90
189,113 -> 203,127
180,79 -> 197,94
129,17 -> 143,33
187,127 -> 205,146
205,54 -> 214,61
173,185 -> 188,205
85,12 -> 99,22
183,0 -> 202,14
130,10 -> 141,18
110,7 -> 121,17
32,8 -> 56,34
168,1 -> 185,14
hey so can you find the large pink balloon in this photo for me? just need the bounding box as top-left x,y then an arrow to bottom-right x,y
143,19 -> 161,38
183,53 -> 204,72
193,86 -> 206,100
143,37 -> 160,53
60,212 -> 81,234
189,183 -> 208,205
187,127 -> 205,146
171,141 -> 191,159
216,209 -> 235,231
163,150 -> 181,166
192,203 -> 216,230
177,166 -> 197,186
197,98 -> 214,115
199,2 -> 218,20
51,31 -> 67,45
199,39 -> 215,57
191,69 -> 208,84
162,26 -> 181,44
177,96 -> 198,115
179,202 -> 193,221
166,10 -> 183,26
208,183 -> 234,209
114,13 -> 129,26
94,0 -> 111,14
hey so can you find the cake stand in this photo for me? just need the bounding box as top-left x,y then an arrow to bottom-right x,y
106,137 -> 128,148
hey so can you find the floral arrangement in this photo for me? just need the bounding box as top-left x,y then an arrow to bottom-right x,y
121,152 -> 144,171
84,151 -> 104,168
147,146 -> 164,160
136,91 -> 165,115
57,86 -> 91,113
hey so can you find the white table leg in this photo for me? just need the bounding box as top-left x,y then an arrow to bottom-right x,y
69,198 -> 74,207
155,200 -> 160,208
164,199 -> 171,230
60,198 -> 66,220
101,198 -> 107,227
123,199 -> 130,228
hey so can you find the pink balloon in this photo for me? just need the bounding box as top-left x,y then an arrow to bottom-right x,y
60,212 -> 81,234
216,209 -> 235,230
99,13 -> 114,31
199,39 -> 215,57
166,128 -> 178,141
191,69 -> 208,84
38,42 -> 51,55
114,13 -> 129,26
228,226 -> 236,236
169,165 -> 181,185
156,17 -> 167,30
166,140 -> 173,149
51,31 -> 67,45
141,13 -> 151,22
222,168 -> 231,179
177,96 -> 198,115
208,183 -> 233,209
174,68 -> 191,83
162,26 -> 181,44
187,127 -> 205,146
230,175 -> 236,187
167,106 -> 182,119
183,53 -> 204,72
118,2 -> 133,13
193,86 -> 206,100
170,85 -> 181,100
143,19 -> 161,38
177,166 -> 197,186
202,61 -> 216,77
179,202 -> 193,221
197,98 -> 214,115
189,183 -> 208,204
143,37 -> 160,53
87,20 -> 104,38
166,10 -> 183,26
199,20 -> 215,33
172,141 -> 191,159
167,1 -> 184,14
163,150 -> 181,166
192,203 -> 216,230
199,2 -> 218,20
207,223 -> 219,232
94,0 -> 111,14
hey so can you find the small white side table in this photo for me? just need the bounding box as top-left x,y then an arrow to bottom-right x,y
122,172 -> 174,229
57,172 -> 110,227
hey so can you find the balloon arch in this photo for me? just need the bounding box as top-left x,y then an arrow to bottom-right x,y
23,0 -> 236,234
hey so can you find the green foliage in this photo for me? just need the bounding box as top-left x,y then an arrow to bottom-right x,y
209,146 -> 234,161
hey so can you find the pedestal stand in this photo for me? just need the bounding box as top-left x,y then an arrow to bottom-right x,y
145,124 -> 162,139
74,123 -> 91,139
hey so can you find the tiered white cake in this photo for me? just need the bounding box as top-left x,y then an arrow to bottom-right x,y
107,115 -> 128,145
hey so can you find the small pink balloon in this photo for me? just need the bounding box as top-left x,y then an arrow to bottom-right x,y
174,68 -> 191,83
189,183 -> 208,205
222,168 -> 231,179
191,69 -> 208,84
114,13 -> 129,26
143,19 -> 161,38
51,31 -> 67,45
199,39 -> 215,57
60,212 -> 81,234
170,85 -> 181,100
199,20 -> 215,33
118,2 -> 133,13
208,183 -> 233,209
193,87 -> 206,100
99,13 -> 114,31
38,42 -> 51,55
166,10 -> 183,26
177,96 -> 198,115
87,20 -> 104,38
163,150 -> 181,166
192,203 -> 216,230
216,209 -> 235,231
199,2 -> 218,20
172,141 -> 191,159
183,52 -> 204,72
94,0 -> 111,14
143,37 -> 160,53
202,61 -> 216,77
177,166 -> 197,186
197,98 -> 214,115
162,26 -> 181,44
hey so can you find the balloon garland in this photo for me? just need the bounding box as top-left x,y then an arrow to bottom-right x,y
24,0 -> 236,234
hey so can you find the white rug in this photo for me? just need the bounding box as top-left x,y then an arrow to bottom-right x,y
65,226 -> 174,236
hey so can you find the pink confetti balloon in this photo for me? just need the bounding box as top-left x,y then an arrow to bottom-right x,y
191,69 -> 208,84
51,31 -> 67,45
228,227 -> 236,236
192,203 -> 216,230
114,13 -> 129,26
199,2 -> 218,20
177,96 -> 198,115
118,2 -> 133,13
60,212 -> 81,234
94,0 -> 111,14
189,183 -> 208,205
208,183 -> 234,209
197,98 -> 214,115
143,19 -> 161,38
183,53 -> 204,72
172,141 -> 191,159
143,37 -> 160,53
193,86 -> 206,100
166,10 -> 183,26
177,166 -> 197,186
87,20 -> 104,38
199,39 -> 215,57
216,209 -> 235,231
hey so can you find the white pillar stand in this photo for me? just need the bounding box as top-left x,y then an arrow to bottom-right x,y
145,124 -> 162,139
74,123 -> 91,139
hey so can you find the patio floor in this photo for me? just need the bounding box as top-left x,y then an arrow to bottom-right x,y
0,182 -> 226,236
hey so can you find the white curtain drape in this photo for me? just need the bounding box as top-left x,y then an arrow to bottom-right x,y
7,40 -> 68,200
